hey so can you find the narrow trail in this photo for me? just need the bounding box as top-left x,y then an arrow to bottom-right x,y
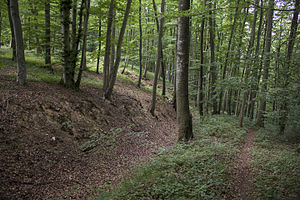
232,129 -> 256,200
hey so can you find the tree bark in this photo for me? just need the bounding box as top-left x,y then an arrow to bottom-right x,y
176,0 -> 193,141
256,0 -> 274,127
278,0 -> 299,134
96,18 -> 101,74
103,0 -> 114,91
109,15 -> 116,76
75,0 -> 90,88
45,0 -> 51,70
208,1 -> 217,115
137,0 -> 143,88
60,0 -> 74,88
150,0 -> 165,115
104,0 -> 132,100
248,0 -> 264,120
239,0 -> 258,127
71,0 -> 84,80
196,0 -> 206,116
7,0 -> 16,61
220,0 -> 240,114
152,0 -> 166,96
0,8 -> 2,48
10,0 -> 26,85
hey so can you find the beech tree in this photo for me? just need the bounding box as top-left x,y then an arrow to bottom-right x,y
256,0 -> 274,127
104,0 -> 132,100
10,0 -> 26,85
176,0 -> 193,141
150,0 -> 165,116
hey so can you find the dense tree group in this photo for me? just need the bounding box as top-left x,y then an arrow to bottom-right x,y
0,0 -> 299,140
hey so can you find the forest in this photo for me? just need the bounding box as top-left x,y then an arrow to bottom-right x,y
0,0 -> 299,199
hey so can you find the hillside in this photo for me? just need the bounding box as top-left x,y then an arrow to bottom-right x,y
0,61 -> 177,199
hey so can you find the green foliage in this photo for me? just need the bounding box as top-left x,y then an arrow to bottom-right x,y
194,114 -> 251,146
252,128 -> 300,200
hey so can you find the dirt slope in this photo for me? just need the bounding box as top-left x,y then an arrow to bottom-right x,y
0,70 -> 177,199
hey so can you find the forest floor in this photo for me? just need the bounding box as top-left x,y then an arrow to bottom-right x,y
0,58 -> 177,199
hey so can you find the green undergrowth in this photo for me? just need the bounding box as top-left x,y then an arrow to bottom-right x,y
252,126 -> 300,200
94,115 -> 250,200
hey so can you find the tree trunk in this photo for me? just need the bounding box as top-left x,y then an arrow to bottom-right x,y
104,0 -> 132,100
7,0 -> 16,61
10,0 -> 26,85
31,2 -> 40,54
239,0 -> 258,127
76,0 -> 90,88
209,2 -> 217,115
103,0 -> 114,91
71,0 -> 84,79
137,0 -> 143,88
278,0 -> 299,134
60,0 -> 74,88
45,0 -> 51,70
109,16 -> 116,76
196,0 -> 206,116
152,0 -> 166,97
0,8 -> 2,48
256,0 -> 274,127
71,0 -> 78,51
96,18 -> 101,74
249,0 -> 264,120
220,0 -> 240,114
176,0 -> 193,141
150,0 -> 165,115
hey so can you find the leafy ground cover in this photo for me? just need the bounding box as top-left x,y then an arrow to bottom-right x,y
252,125 -> 300,200
95,115 -> 251,200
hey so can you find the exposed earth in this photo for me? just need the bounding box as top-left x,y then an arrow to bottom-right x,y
0,67 -> 177,199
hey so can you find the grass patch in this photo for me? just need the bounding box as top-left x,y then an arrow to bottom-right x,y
252,127 -> 300,200
94,115 -> 249,200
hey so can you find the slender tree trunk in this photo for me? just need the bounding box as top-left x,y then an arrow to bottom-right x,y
7,0 -> 16,61
70,0 -> 84,81
104,0 -> 132,100
177,0 -> 193,141
150,0 -> 165,115
96,18 -> 101,74
61,0 -> 74,88
172,26 -> 178,110
220,0 -> 240,114
239,0 -> 258,127
31,2 -> 40,54
233,7 -> 249,116
45,0 -> 51,70
76,0 -> 90,88
103,0 -> 114,91
278,0 -> 299,134
249,0 -> 264,120
10,0 -> 26,85
71,0 -> 77,50
256,0 -> 274,127
109,17 -> 116,76
152,0 -> 166,96
0,9 -> 2,48
137,0 -> 143,87
196,0 -> 206,116
208,1 -> 217,115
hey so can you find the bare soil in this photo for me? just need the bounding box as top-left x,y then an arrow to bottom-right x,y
0,68 -> 177,199
231,129 -> 256,200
